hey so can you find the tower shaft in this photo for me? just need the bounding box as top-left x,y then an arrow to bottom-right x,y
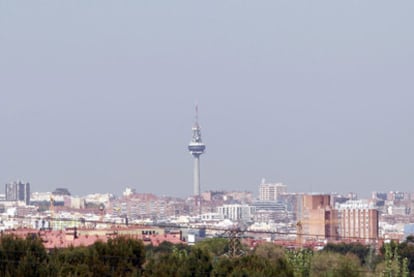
193,155 -> 201,196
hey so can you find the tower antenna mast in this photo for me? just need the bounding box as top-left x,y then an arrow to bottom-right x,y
195,104 -> 199,124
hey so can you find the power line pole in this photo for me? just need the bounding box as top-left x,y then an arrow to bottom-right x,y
224,226 -> 244,258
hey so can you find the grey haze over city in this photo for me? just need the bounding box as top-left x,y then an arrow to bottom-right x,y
0,1 -> 413,197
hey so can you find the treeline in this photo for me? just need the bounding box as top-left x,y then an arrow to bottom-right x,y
0,234 -> 414,277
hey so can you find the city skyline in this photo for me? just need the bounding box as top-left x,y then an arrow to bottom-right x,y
1,1 -> 413,197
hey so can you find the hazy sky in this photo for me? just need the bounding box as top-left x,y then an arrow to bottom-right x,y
1,1 -> 413,197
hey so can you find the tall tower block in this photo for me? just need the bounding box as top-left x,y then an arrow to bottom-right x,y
188,106 -> 206,198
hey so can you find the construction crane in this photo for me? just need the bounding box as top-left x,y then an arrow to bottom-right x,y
296,221 -> 303,247
99,203 -> 105,222
49,195 -> 55,230
295,216 -> 341,248
49,195 -> 55,218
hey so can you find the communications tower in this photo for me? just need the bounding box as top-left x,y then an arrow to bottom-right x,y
188,106 -> 206,201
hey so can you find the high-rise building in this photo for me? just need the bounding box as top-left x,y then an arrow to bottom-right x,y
335,200 -> 379,241
258,179 -> 287,201
5,181 -> 30,205
298,194 -> 338,243
188,106 -> 206,200
372,192 -> 387,201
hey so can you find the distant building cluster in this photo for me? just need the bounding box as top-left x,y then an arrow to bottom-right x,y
0,177 -> 414,250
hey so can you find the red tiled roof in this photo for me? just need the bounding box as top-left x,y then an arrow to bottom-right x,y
2,227 -> 186,249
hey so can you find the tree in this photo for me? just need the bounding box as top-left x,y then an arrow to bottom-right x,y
194,237 -> 228,257
0,234 -> 48,277
254,242 -> 286,262
310,251 -> 363,277
143,242 -> 189,277
324,242 -> 371,266
144,244 -> 212,277
397,236 -> 414,276
377,243 -> 409,277
143,251 -> 182,277
212,254 -> 293,277
90,236 -> 145,276
286,248 -> 313,277
49,236 -> 145,277
52,246 -> 93,277
180,247 -> 212,277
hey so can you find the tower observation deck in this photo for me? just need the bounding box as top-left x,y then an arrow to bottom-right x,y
188,106 -> 206,198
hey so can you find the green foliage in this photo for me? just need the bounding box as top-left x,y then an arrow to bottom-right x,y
310,251 -> 363,277
143,244 -> 188,277
48,236 -> 145,277
0,234 -> 48,277
286,248 -> 313,277
181,247 -> 213,277
194,237 -> 229,257
397,236 -> 414,276
254,242 -> 286,261
212,254 -> 293,277
324,242 -> 371,266
4,233 -> 414,277
378,243 -> 409,277
144,243 -> 212,277
145,241 -> 189,258
402,257 -> 409,277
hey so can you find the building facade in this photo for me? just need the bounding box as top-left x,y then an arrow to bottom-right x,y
259,181 -> 287,201
298,194 -> 337,243
335,200 -> 379,241
217,204 -> 255,222
5,181 -> 30,205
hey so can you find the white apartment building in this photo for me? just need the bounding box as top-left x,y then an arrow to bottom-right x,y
217,204 -> 255,222
259,180 -> 287,201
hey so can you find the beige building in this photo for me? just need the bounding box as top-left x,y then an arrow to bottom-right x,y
298,194 -> 337,243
